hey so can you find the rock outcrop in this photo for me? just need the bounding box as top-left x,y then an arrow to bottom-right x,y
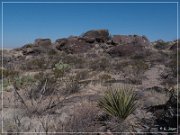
34,38 -> 51,46
82,29 -> 110,43
107,44 -> 146,57
55,29 -> 151,54
55,36 -> 93,53
111,35 -> 150,46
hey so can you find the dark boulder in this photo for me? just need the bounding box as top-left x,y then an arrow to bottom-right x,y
147,93 -> 179,132
82,29 -> 110,43
55,38 -> 68,50
111,35 -> 150,46
55,36 -> 94,53
34,38 -> 51,46
107,44 -> 146,57
169,40 -> 179,51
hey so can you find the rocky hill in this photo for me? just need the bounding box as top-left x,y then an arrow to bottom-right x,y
1,29 -> 179,134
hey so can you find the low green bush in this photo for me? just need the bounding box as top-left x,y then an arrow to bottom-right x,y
53,62 -> 71,78
14,75 -> 36,88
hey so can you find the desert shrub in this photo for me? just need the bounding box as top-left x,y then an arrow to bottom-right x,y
64,76 -> 81,95
62,54 -> 85,68
153,40 -> 169,50
123,60 -> 149,84
113,61 -> 129,73
21,58 -> 47,70
89,57 -> 110,71
75,70 -> 89,80
14,75 -> 36,89
0,79 -> 10,91
99,74 -> 112,82
29,75 -> 57,99
65,102 -> 101,132
132,60 -> 149,71
12,74 -> 58,116
98,86 -> 137,120
0,68 -> 19,79
131,49 -> 152,60
168,51 -> 179,76
47,49 -> 57,56
31,58 -> 46,69
22,43 -> 34,48
161,51 -> 179,86
53,62 -> 71,78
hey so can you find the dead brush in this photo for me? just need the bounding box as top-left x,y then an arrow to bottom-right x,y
65,101 -> 101,132
63,75 -> 81,95
75,70 -> 89,80
12,76 -> 59,116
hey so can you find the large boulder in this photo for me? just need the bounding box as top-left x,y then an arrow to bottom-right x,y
34,38 -> 51,46
82,29 -> 110,43
111,35 -> 150,46
55,36 -> 93,53
107,44 -> 146,57
169,40 -> 179,51
55,38 -> 68,50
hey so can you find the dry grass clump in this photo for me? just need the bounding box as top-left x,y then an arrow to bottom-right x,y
20,58 -> 47,70
75,70 -> 89,80
65,102 -> 101,132
62,54 -> 86,68
89,57 -> 111,71
63,75 -> 81,95
122,60 -> 149,84
153,40 -> 169,50
1,68 -> 19,79
99,74 -> 112,82
12,74 -> 59,116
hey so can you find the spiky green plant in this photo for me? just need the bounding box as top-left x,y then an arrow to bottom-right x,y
98,86 -> 137,120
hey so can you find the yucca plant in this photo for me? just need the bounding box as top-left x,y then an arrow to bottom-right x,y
98,86 -> 137,120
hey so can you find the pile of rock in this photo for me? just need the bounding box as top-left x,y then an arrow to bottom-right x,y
18,29 -> 152,55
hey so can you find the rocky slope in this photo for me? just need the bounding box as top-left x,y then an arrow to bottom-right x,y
0,29 -> 179,134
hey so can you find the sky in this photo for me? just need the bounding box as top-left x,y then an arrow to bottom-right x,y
1,0 -> 178,48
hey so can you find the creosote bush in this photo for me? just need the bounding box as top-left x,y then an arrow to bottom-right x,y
64,75 -> 81,95
14,75 -> 36,89
66,102 -> 100,132
75,70 -> 89,80
1,68 -> 19,79
98,86 -> 137,120
89,57 -> 111,71
99,74 -> 112,82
